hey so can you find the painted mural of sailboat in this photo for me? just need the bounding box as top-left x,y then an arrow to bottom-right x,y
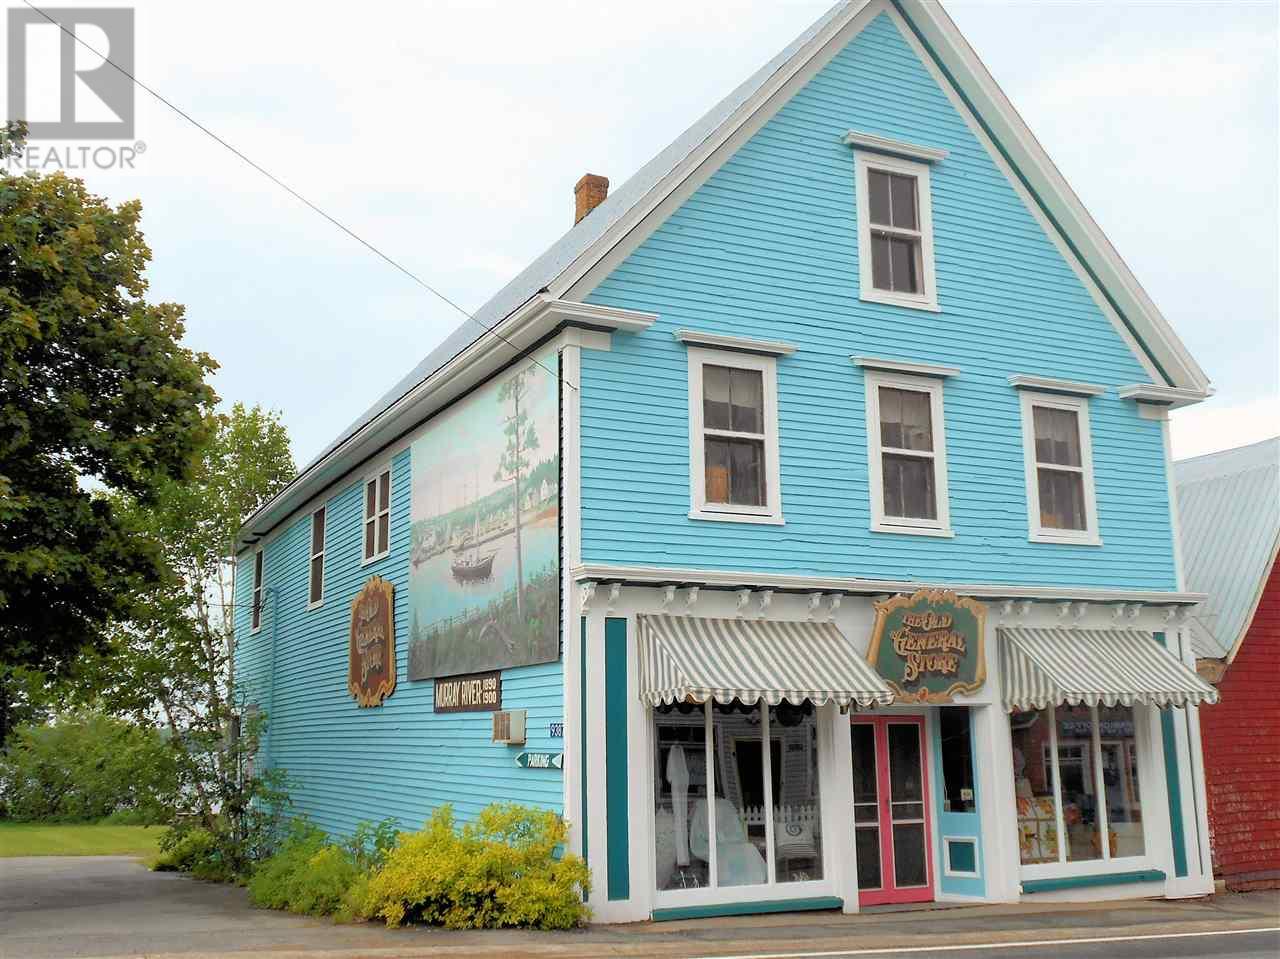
451,478 -> 496,583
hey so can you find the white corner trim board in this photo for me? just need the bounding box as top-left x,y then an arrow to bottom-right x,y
1117,384 -> 1212,409
842,129 -> 949,164
1008,374 -> 1106,398
673,329 -> 797,356
853,356 -> 959,378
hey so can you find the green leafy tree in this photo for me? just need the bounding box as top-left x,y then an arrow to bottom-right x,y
69,404 -> 294,852
0,124 -> 218,731
0,709 -> 178,822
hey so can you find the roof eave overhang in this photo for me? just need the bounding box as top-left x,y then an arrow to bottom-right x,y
234,297 -> 656,552
1118,383 -> 1214,410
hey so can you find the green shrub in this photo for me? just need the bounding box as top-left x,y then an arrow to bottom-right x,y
153,827 -> 222,878
356,803 -> 590,930
247,819 -> 397,918
0,711 -> 178,823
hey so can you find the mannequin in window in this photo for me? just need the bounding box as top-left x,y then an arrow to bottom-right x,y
689,788 -> 768,887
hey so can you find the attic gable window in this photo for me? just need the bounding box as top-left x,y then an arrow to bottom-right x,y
853,149 -> 940,313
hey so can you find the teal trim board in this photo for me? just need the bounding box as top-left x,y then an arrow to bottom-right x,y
652,896 -> 843,922
1155,632 -> 1189,878
604,617 -> 630,901
1021,870 -> 1166,894
579,616 -> 588,871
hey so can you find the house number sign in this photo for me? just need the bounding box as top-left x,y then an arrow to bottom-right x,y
867,588 -> 986,704
348,576 -> 397,708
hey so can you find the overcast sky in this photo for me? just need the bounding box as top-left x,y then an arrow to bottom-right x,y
6,0 -> 1277,465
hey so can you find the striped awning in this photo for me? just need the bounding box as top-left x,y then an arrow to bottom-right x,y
1000,627 -> 1219,712
638,614 -> 895,709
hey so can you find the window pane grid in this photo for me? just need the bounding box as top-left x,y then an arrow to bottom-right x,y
701,363 -> 768,509
364,470 -> 392,559
877,385 -> 939,522
309,508 -> 325,605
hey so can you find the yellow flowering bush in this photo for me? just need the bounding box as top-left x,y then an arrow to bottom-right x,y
357,803 -> 590,930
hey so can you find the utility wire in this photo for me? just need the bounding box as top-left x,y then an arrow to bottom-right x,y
19,0 -> 571,389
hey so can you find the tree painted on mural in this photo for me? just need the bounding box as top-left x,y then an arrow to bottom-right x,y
493,363 -> 540,622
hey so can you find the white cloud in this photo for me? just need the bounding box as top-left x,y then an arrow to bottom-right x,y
1171,394 -> 1280,461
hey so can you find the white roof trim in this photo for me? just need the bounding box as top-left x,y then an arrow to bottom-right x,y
1118,383 -> 1212,409
572,562 -> 1206,606
235,296 -> 654,550
1008,374 -> 1106,397
673,329 -> 797,356
853,355 -> 959,378
842,129 -> 948,163
898,0 -> 1209,393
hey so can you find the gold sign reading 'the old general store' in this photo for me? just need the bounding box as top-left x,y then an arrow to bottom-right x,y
867,588 -> 986,704
349,576 -> 396,708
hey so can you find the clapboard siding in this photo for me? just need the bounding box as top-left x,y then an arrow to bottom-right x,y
235,448 -> 564,839
579,11 -> 1176,590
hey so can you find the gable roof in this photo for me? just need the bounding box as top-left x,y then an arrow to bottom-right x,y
238,0 -> 1211,549
304,0 -> 853,476
1175,437 -> 1280,661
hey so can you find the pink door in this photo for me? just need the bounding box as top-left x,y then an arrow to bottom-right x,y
850,716 -> 934,906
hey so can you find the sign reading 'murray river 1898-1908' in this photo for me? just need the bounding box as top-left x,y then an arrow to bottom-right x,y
867,588 -> 986,703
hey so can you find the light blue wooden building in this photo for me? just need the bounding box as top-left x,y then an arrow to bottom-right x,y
235,0 -> 1222,923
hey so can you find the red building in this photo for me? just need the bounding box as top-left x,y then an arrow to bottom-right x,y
1176,438 -> 1280,891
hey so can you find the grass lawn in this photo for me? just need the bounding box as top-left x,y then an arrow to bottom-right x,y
0,822 -> 163,858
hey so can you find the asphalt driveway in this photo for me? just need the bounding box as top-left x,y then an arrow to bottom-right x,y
1,855 -> 1276,959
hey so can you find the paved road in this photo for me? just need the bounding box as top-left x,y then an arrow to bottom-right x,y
1,856 -> 1276,959
690,929 -> 1280,959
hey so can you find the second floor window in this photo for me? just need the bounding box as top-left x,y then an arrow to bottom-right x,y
308,507 -> 325,607
855,151 -> 938,312
686,347 -> 783,524
704,364 -> 765,507
364,468 -> 391,561
1019,392 -> 1100,544
251,548 -> 263,631
864,371 -> 951,536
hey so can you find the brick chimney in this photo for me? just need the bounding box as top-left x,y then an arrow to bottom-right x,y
574,173 -> 609,224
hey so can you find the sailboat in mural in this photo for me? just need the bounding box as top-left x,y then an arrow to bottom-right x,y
450,479 -> 496,583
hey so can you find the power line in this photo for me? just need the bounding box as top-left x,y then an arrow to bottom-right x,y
18,0 -> 571,390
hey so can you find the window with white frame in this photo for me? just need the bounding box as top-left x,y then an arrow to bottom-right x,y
687,347 -> 783,524
308,506 -> 325,607
855,151 -> 938,311
1018,392 -> 1100,544
864,371 -> 951,536
363,468 -> 391,561
250,548 -> 263,632
652,699 -> 823,897
1009,704 -> 1146,869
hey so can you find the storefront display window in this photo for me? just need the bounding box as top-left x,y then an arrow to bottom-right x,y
1010,705 -> 1145,868
652,699 -> 823,895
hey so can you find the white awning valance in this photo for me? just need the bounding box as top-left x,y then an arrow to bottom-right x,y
638,614 -> 894,709
1000,627 -> 1218,712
